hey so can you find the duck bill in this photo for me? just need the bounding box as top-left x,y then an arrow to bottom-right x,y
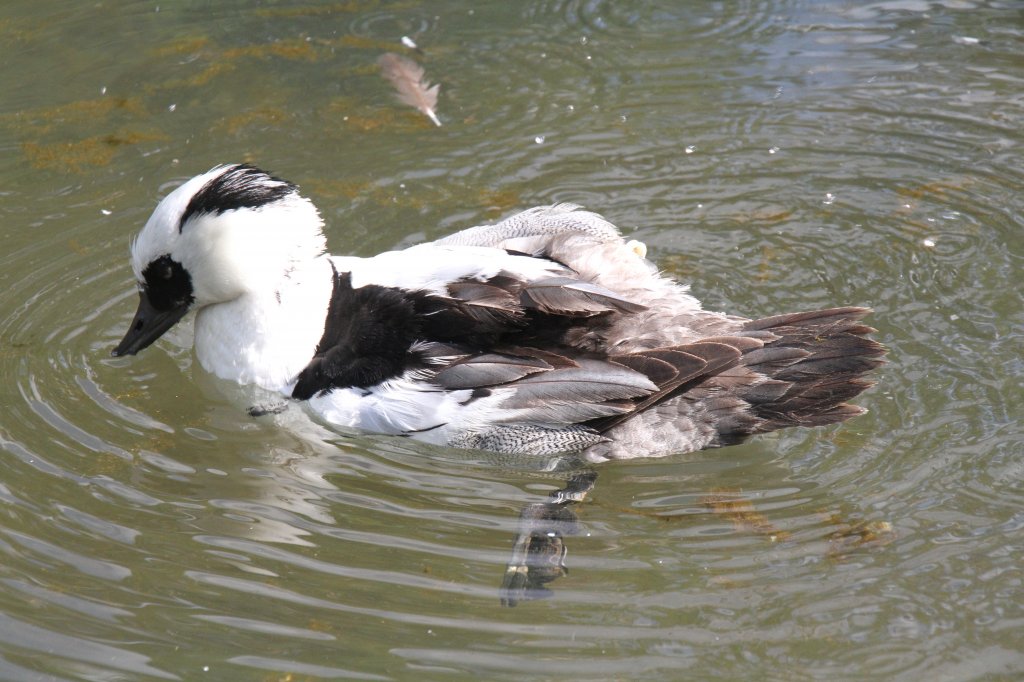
111,290 -> 190,357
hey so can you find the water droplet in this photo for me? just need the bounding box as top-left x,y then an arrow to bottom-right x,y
566,104 -> 575,112
768,146 -> 779,154
823,192 -> 835,205
100,209 -> 112,216
685,145 -> 696,154
534,135 -> 545,144
168,104 -> 176,112
922,238 -> 936,247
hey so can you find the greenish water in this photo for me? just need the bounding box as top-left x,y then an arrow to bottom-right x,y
1,1 -> 1022,680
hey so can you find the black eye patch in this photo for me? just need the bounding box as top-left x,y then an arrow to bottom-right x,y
142,255 -> 194,311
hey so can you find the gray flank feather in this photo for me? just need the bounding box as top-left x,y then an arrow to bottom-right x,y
434,204 -> 622,247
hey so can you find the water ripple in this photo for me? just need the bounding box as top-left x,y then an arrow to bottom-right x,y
0,0 -> 1021,679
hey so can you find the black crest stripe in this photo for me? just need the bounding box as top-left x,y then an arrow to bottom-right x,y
178,164 -> 297,232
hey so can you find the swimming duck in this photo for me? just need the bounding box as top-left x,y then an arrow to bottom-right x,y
113,164 -> 884,461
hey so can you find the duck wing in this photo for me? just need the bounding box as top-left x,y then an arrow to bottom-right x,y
291,258 -> 649,402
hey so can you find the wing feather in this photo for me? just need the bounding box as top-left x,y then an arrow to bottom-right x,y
433,353 -> 552,390
521,277 -> 648,316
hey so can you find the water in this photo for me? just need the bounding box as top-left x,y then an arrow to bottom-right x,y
1,1 -> 1022,679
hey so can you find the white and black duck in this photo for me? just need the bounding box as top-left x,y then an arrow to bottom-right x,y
113,164 -> 885,462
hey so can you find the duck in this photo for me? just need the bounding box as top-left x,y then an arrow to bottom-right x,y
112,163 -> 884,462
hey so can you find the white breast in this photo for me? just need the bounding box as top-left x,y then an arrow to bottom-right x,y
193,257 -> 334,391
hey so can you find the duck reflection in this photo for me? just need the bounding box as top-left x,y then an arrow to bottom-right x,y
500,471 -> 597,607
182,368 -> 891,609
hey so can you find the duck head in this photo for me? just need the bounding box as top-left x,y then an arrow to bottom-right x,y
112,164 -> 326,357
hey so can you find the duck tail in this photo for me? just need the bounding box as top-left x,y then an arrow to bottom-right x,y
721,306 -> 886,442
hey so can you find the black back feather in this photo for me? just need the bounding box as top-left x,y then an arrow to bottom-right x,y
289,267 -> 654,402
291,269 -> 423,399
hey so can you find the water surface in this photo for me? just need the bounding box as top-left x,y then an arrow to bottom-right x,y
0,1 -> 1022,680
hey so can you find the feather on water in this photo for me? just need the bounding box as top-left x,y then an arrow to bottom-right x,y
378,52 -> 442,127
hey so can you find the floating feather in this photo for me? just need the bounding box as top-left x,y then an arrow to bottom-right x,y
377,52 -> 441,127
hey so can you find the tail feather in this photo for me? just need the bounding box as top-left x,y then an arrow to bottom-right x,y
789,403 -> 868,427
740,378 -> 792,405
706,395 -> 762,441
742,306 -> 872,332
774,354 -> 882,380
588,307 -> 884,456
742,346 -> 810,372
735,308 -> 884,437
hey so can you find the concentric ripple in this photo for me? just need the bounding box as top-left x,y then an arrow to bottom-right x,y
0,0 -> 1021,679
